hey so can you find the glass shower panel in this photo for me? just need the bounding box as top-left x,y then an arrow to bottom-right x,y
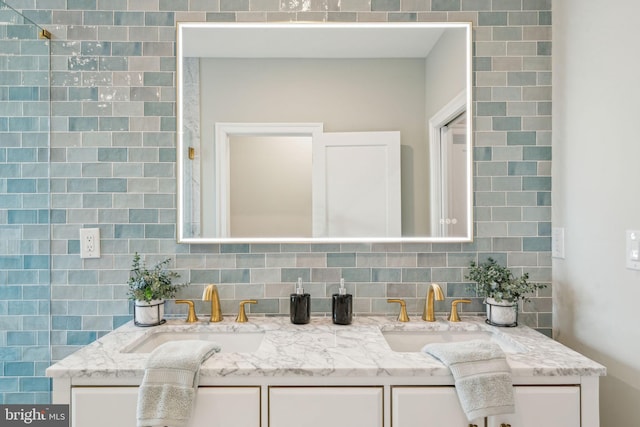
0,1 -> 51,404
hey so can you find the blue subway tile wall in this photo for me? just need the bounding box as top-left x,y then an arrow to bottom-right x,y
3,0 -> 552,403
0,1 -> 51,404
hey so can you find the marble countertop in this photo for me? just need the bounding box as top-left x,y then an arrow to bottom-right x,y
46,316 -> 605,383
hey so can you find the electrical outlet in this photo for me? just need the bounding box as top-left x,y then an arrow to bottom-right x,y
80,228 -> 101,259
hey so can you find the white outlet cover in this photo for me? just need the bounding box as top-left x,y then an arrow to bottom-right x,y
626,230 -> 640,271
80,228 -> 101,259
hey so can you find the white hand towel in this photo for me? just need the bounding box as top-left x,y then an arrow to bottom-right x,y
137,339 -> 221,427
422,339 -> 515,421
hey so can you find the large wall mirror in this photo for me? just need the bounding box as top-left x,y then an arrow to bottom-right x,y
177,22 -> 473,243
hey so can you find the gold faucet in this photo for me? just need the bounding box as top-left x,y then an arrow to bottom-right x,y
422,283 -> 444,322
202,284 -> 223,322
175,299 -> 199,323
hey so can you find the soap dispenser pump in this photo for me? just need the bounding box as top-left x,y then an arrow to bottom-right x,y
332,278 -> 352,325
290,277 -> 310,324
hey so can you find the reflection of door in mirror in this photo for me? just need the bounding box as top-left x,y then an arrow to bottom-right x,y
429,91 -> 469,238
211,125 -> 402,239
312,131 -> 402,238
440,112 -> 467,237
209,123 -> 323,238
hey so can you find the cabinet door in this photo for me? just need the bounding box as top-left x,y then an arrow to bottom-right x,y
71,386 -> 260,427
269,386 -> 383,427
488,386 -> 580,427
392,386 -> 481,427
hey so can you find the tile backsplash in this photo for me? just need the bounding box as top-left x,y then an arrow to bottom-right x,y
0,0 -> 552,403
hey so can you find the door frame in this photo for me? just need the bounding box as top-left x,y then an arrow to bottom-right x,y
214,122 -> 324,237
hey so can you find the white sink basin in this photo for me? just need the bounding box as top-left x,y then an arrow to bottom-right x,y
382,330 -> 525,354
122,331 -> 265,354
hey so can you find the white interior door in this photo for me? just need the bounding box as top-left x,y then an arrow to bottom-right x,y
312,131 -> 401,238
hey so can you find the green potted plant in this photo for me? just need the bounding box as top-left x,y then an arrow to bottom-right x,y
466,257 -> 545,326
128,253 -> 187,326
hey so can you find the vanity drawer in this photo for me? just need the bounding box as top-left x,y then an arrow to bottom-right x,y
391,386 -> 474,426
71,386 -> 260,427
269,386 -> 383,427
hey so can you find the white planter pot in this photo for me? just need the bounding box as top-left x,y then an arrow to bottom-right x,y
485,297 -> 518,327
134,299 -> 165,326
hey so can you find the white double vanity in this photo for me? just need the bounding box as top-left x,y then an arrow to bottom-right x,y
47,316 -> 605,427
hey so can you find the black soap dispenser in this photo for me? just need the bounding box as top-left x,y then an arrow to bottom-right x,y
332,278 -> 353,325
290,277 -> 310,324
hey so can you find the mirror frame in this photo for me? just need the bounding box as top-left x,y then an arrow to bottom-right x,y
176,22 -> 473,244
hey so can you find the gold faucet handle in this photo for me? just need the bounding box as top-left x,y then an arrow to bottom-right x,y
175,299 -> 199,323
236,300 -> 258,323
387,299 -> 410,322
448,299 -> 471,322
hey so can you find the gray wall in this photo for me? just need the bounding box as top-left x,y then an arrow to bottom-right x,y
553,0 -> 640,424
1,0 -> 553,403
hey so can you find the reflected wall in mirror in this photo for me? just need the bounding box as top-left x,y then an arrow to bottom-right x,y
177,22 -> 473,243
